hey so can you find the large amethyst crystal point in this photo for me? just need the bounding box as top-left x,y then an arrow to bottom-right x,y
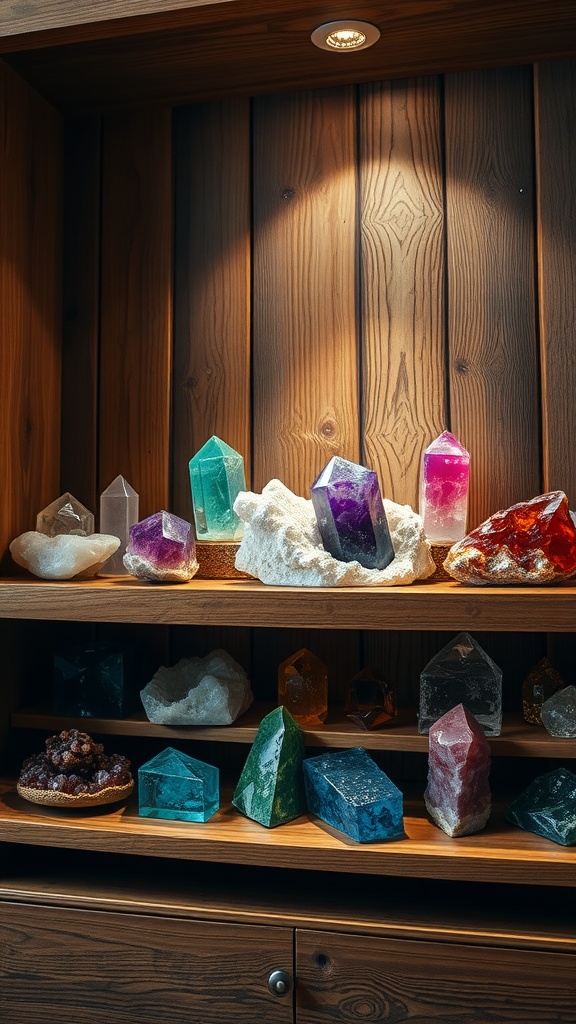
123,511 -> 198,582
444,490 -> 576,584
424,703 -> 491,837
311,456 -> 394,570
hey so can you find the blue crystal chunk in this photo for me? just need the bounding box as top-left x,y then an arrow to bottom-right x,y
303,747 -> 404,842
138,747 -> 219,822
418,631 -> 502,736
311,456 -> 394,570
53,641 -> 141,718
189,435 -> 246,541
506,767 -> 576,846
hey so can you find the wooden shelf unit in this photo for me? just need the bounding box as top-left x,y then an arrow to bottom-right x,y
2,4 -> 576,1020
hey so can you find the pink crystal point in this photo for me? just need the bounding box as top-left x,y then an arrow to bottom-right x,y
419,431 -> 470,543
424,703 -> 491,837
444,491 -> 576,584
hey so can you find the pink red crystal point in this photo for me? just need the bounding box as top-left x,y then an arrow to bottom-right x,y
425,703 -> 491,837
444,491 -> 576,584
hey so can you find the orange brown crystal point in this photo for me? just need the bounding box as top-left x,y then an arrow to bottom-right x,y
444,491 -> 576,585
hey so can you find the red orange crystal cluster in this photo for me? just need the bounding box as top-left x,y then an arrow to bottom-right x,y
444,491 -> 576,584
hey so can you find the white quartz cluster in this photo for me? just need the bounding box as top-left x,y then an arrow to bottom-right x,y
140,649 -> 253,725
233,479 -> 435,586
10,531 -> 121,580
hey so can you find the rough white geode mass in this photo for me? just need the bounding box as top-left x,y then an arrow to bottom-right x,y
10,531 -> 121,580
233,479 -> 435,586
140,649 -> 253,725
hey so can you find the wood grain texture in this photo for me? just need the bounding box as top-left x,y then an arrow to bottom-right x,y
60,116 -> 101,512
0,60 -> 62,564
535,61 -> 576,506
1,785 -> 574,886
4,1 -> 576,113
0,0 -> 234,37
445,67 -> 541,528
1,578 -> 576,631
99,108 -> 172,517
172,99 -> 250,516
4,850 -> 575,951
0,903 -> 292,1023
252,87 -> 359,495
360,77 -> 445,509
296,928 -> 576,1023
12,703 -> 576,758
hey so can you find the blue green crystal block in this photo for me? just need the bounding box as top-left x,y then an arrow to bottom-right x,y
506,767 -> 576,846
189,435 -> 246,541
53,641 -> 141,718
138,747 -> 219,822
232,706 -> 306,827
303,747 -> 404,843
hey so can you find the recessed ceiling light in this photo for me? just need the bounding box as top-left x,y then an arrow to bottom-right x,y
311,20 -> 381,52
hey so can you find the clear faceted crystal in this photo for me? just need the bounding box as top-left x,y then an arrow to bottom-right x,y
99,475 -> 139,575
36,492 -> 94,537
311,456 -> 394,570
418,631 -> 502,736
540,685 -> 576,738
419,431 -> 470,544
189,436 -> 246,541
138,747 -> 219,822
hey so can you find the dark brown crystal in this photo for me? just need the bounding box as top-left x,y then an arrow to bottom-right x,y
18,728 -> 131,795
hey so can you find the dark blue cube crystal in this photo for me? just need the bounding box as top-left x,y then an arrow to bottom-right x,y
311,456 -> 394,571
303,747 -> 404,842
53,641 -> 141,718
506,767 -> 576,846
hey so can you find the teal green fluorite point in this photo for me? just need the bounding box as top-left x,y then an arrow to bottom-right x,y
189,435 -> 246,541
138,746 -> 219,823
232,706 -> 306,827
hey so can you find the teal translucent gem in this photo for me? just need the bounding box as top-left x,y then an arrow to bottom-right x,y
232,706 -> 306,827
138,747 -> 219,822
303,747 -> 404,843
189,435 -> 246,541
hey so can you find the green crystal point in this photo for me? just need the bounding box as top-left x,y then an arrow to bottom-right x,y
232,706 -> 306,827
189,435 -> 246,541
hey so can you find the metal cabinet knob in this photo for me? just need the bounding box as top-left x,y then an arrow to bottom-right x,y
267,969 -> 292,996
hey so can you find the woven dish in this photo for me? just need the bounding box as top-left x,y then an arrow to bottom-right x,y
17,779 -> 134,808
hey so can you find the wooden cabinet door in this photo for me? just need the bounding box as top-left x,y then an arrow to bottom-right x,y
0,902 -> 293,1024
296,929 -> 576,1023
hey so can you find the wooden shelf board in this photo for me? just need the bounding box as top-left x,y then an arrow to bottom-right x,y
0,782 -> 573,887
11,703 -> 576,758
2,848 -> 575,953
1,576 -> 576,631
2,0 -> 576,113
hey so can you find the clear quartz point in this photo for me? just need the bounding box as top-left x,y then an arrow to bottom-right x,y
99,475 -> 139,575
36,492 -> 94,537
